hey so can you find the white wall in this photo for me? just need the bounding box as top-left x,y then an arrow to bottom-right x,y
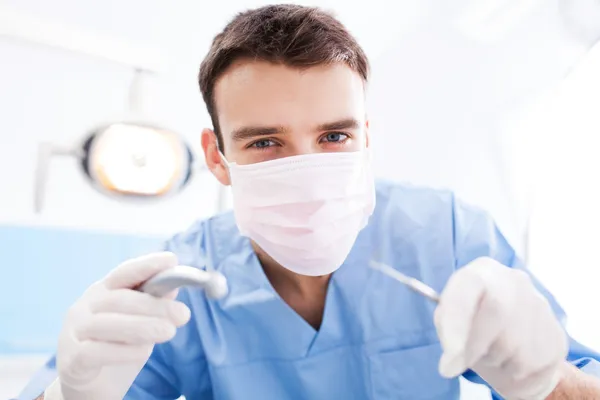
525,41 -> 600,351
367,2 -> 592,254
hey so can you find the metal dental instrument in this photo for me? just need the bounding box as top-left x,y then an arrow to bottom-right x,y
138,265 -> 228,299
369,260 -> 440,303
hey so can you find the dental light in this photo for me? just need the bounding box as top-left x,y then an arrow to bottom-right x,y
0,6 -> 216,213
32,69 -> 199,213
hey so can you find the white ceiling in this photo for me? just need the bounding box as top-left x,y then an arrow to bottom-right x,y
2,0 -> 598,77
1,0 -> 599,90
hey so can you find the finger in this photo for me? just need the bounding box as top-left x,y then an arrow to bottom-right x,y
435,266 -> 487,377
104,252 -> 178,290
89,289 -> 191,326
463,273 -> 518,367
70,341 -> 153,371
77,313 -> 178,344
162,289 -> 179,301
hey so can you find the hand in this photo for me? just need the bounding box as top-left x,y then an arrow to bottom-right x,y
45,252 -> 191,400
434,257 -> 569,400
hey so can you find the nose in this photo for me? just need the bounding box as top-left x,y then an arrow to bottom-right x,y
289,139 -> 322,156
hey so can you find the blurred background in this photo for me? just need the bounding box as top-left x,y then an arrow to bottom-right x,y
1,0 -> 600,398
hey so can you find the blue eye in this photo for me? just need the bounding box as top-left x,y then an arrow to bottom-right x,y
251,139 -> 274,149
322,132 -> 349,143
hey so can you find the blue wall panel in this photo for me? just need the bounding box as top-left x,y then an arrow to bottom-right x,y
0,224 -> 165,354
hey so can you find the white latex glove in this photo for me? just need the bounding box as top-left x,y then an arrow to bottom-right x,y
434,257 -> 569,400
44,252 -> 191,400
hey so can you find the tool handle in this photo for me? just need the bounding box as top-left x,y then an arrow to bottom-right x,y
138,265 -> 228,299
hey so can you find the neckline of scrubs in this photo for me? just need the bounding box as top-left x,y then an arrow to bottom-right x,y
217,227 -> 373,357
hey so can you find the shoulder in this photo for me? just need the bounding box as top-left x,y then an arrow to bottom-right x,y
373,180 -> 490,225
375,181 -> 517,267
371,180 -> 501,256
373,180 -> 457,225
163,211 -> 243,270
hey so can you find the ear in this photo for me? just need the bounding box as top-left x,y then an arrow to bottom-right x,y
364,118 -> 370,148
201,128 -> 231,186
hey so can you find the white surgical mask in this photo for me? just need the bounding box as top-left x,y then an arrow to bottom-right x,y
221,149 -> 375,276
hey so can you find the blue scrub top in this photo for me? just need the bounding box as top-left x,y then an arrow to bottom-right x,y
126,181 -> 600,400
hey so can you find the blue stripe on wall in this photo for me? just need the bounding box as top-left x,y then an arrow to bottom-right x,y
0,224 -> 166,354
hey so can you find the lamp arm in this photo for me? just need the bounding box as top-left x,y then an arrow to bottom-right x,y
33,143 -> 81,214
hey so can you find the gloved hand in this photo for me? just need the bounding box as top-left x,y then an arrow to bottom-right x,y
44,252 -> 191,400
434,257 -> 569,400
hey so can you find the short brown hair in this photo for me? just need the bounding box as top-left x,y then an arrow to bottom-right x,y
198,4 -> 370,150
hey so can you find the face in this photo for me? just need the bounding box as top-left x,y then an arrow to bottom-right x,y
201,61 -> 368,185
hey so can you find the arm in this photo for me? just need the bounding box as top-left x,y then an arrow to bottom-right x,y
450,196 -> 600,396
16,356 -> 56,400
548,362 -> 600,399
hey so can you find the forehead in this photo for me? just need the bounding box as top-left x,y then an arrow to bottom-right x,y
213,61 -> 365,133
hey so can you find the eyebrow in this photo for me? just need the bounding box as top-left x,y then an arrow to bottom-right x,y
230,118 -> 361,142
230,125 -> 287,142
316,118 -> 361,132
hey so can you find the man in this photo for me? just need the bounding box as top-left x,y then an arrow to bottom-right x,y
40,4 -> 600,399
